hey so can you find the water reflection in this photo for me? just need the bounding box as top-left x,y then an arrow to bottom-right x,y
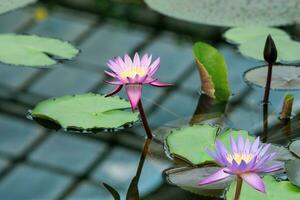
103,139 -> 151,200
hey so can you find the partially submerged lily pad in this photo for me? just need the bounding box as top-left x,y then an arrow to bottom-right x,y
165,124 -> 219,165
289,140 -> 300,158
0,0 -> 36,15
226,176 -> 300,199
145,0 -> 300,27
165,125 -> 254,165
30,93 -> 139,132
193,42 -> 230,102
239,36 -> 300,62
165,166 -> 234,197
285,159 -> 300,187
224,26 -> 290,44
0,34 -> 79,67
244,65 -> 300,90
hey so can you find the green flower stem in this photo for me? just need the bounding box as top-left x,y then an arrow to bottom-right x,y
138,100 -> 152,139
234,176 -> 243,200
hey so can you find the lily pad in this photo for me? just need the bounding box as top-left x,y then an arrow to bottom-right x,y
145,0 -> 300,27
165,124 -> 219,165
226,176 -> 300,199
0,34 -> 79,67
289,140 -> 300,158
193,42 -> 230,102
285,159 -> 300,187
224,27 -> 290,44
244,65 -> 300,90
0,0 -> 36,14
239,36 -> 300,62
30,93 -> 139,132
165,166 -> 234,197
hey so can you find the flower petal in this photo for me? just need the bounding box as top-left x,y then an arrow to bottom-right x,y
244,138 -> 251,154
141,53 -> 149,67
198,168 -> 230,185
149,80 -> 173,87
133,52 -> 140,66
148,57 -> 160,76
125,84 -> 142,111
250,137 -> 260,153
240,173 -> 266,193
237,135 -> 244,152
230,136 -> 238,153
256,163 -> 283,173
124,54 -> 133,66
105,85 -> 123,97
104,80 -> 123,85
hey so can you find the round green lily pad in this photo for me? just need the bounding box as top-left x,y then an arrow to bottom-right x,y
165,124 -> 219,165
0,0 -> 36,15
30,93 -> 139,132
224,27 -> 290,44
0,34 -> 79,67
244,65 -> 300,90
145,0 -> 300,27
226,176 -> 300,199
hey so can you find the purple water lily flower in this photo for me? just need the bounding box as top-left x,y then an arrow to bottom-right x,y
105,53 -> 172,110
199,136 -> 282,193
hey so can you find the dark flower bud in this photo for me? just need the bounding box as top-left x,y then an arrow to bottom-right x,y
264,35 -> 277,64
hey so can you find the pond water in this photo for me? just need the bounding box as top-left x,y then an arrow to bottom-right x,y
0,2 -> 299,200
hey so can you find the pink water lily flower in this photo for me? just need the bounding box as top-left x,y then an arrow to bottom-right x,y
199,136 -> 282,193
105,53 -> 172,110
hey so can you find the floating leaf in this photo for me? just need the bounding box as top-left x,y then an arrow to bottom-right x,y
286,159 -> 300,187
224,27 -> 290,44
193,42 -> 230,102
217,129 -> 254,150
244,65 -> 300,90
145,0 -> 300,27
165,124 -> 219,165
239,36 -> 300,62
226,176 -> 300,199
0,0 -> 36,14
289,140 -> 300,158
268,144 -> 295,162
0,34 -> 79,67
165,166 -> 234,197
31,93 -> 139,132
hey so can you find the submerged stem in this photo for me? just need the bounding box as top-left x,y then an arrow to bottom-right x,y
263,63 -> 273,104
137,100 -> 152,139
234,176 -> 243,200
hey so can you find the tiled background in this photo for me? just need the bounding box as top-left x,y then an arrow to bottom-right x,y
0,2 -> 299,200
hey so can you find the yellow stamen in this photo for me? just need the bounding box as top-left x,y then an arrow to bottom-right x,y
120,67 -> 147,79
226,153 -> 253,165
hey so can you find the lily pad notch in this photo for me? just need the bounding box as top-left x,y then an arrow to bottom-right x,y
30,93 -> 140,133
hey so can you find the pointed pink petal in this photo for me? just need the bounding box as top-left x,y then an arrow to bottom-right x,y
107,60 -> 121,73
216,140 -> 228,155
140,53 -> 149,67
144,54 -> 152,67
104,80 -> 124,85
149,80 -> 173,87
105,85 -> 123,97
125,84 -> 142,111
256,164 -> 283,173
105,70 -> 116,77
124,54 -> 133,66
198,168 -> 231,185
148,57 -> 160,76
240,173 -> 266,193
133,52 -> 140,66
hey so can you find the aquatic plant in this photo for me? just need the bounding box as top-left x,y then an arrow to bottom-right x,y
199,136 -> 282,199
105,53 -> 172,138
